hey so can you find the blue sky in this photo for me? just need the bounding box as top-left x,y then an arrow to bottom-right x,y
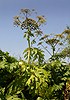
0,0 -> 70,59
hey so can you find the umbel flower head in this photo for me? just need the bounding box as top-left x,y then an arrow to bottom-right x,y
14,9 -> 46,31
21,18 -> 39,31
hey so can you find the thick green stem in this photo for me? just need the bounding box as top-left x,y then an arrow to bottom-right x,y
52,45 -> 55,56
27,30 -> 31,64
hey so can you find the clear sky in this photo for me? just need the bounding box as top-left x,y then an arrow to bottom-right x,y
0,0 -> 70,59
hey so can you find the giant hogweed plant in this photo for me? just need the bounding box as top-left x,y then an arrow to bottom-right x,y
14,8 -> 46,65
0,9 -> 50,100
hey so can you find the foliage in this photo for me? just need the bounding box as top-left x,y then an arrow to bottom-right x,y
0,50 -> 70,100
23,47 -> 45,65
44,60 -> 70,99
